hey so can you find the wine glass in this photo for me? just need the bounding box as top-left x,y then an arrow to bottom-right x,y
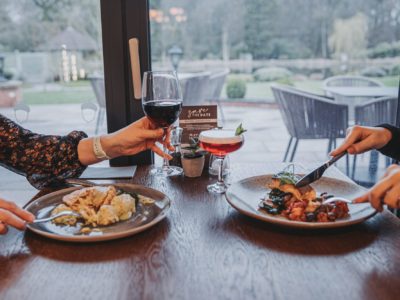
199,129 -> 244,193
142,71 -> 183,176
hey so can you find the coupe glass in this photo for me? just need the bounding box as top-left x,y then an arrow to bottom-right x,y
142,71 -> 183,176
199,129 -> 244,193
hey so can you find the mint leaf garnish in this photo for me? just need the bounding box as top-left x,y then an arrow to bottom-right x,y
235,123 -> 247,136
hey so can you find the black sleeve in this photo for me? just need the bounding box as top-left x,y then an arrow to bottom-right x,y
377,124 -> 400,161
0,114 -> 88,189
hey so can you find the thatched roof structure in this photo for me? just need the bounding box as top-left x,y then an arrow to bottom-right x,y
37,26 -> 99,51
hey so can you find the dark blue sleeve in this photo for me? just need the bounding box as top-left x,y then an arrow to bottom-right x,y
377,124 -> 400,161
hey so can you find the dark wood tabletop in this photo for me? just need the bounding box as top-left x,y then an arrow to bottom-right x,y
1,163 -> 400,300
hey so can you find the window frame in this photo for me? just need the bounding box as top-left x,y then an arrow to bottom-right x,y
100,0 -> 152,166
100,0 -> 400,170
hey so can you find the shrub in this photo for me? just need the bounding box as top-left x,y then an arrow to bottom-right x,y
360,66 -> 386,77
226,78 -> 246,99
368,41 -> 400,58
3,70 -> 13,80
275,77 -> 294,86
390,65 -> 400,76
253,67 -> 292,82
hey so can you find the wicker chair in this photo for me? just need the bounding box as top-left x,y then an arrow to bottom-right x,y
181,72 -> 210,105
323,75 -> 384,89
352,96 -> 398,178
80,76 -> 106,134
271,85 -> 349,172
323,75 -> 383,97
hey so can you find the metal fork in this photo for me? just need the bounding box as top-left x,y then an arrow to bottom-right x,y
322,197 -> 353,205
32,211 -> 81,224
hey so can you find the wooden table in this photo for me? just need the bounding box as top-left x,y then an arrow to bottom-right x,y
1,163 -> 400,300
323,86 -> 398,122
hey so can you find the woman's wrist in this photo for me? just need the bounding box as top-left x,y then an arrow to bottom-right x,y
77,134 -> 119,165
100,134 -> 121,159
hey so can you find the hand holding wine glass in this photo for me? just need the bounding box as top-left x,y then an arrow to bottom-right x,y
142,71 -> 183,176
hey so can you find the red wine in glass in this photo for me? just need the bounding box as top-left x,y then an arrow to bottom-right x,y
141,70 -> 183,177
143,100 -> 182,128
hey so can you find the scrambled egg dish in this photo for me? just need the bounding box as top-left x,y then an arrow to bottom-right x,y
51,186 -> 153,227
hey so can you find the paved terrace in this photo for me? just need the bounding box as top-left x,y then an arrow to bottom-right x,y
0,103 -> 385,197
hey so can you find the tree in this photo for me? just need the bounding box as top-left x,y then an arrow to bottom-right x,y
32,0 -> 72,21
244,0 -> 278,59
329,13 -> 368,58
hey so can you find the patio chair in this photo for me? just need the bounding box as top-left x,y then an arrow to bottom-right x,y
271,84 -> 349,172
323,75 -> 383,97
205,69 -> 230,123
352,96 -> 398,178
81,76 -> 106,134
13,102 -> 30,123
181,72 -> 210,105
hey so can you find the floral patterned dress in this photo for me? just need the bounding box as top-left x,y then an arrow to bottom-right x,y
0,114 -> 87,189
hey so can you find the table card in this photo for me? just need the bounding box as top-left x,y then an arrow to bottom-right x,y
179,105 -> 218,144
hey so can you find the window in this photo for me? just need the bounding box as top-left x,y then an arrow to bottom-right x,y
145,0 -> 400,186
0,0 -> 106,137
0,0 -> 110,182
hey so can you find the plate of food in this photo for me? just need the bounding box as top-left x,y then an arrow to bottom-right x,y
225,171 -> 377,229
25,183 -> 170,242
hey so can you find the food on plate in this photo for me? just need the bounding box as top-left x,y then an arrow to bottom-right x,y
51,186 -> 154,228
259,171 -> 349,222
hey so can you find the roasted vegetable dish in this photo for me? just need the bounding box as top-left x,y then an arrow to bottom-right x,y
259,172 -> 349,222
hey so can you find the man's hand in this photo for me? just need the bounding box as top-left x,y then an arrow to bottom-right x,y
354,164 -> 400,212
330,125 -> 392,156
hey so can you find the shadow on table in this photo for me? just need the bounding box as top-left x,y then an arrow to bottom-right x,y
216,210 -> 384,255
22,218 -> 171,263
361,269 -> 400,300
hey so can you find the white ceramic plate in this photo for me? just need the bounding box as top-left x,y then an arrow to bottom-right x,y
225,175 -> 376,229
25,183 -> 170,242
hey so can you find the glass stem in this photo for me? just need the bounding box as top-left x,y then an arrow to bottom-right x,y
217,156 -> 225,186
162,127 -> 169,171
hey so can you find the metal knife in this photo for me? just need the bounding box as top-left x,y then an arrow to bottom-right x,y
295,152 -> 347,188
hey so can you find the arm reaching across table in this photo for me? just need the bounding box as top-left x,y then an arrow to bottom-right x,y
0,114 -> 173,188
331,124 -> 400,211
0,114 -> 172,235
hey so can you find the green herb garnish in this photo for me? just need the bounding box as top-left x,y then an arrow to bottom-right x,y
272,171 -> 300,186
235,123 -> 247,136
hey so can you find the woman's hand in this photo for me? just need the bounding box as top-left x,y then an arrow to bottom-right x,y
78,117 -> 174,165
354,164 -> 400,211
330,125 -> 392,156
0,199 -> 35,234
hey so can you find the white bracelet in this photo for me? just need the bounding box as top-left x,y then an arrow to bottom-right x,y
93,136 -> 111,160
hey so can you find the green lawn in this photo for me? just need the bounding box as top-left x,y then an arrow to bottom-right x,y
23,89 -> 94,105
22,80 -> 95,105
222,75 -> 399,101
21,76 -> 398,105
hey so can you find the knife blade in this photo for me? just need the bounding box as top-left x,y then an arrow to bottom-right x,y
295,152 -> 347,188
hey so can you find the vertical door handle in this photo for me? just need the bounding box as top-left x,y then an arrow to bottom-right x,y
128,38 -> 142,100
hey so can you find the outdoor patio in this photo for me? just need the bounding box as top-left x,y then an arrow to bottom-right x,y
0,102 -> 386,195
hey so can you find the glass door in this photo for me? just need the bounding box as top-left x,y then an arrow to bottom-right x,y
148,0 -> 400,187
0,0 -> 108,184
